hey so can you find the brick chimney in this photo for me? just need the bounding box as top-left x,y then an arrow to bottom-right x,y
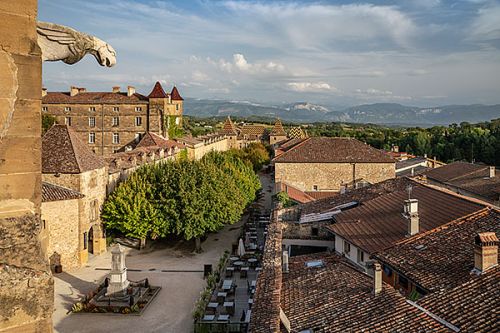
127,86 -> 136,97
112,86 -> 120,93
78,87 -> 87,93
70,86 -> 79,96
473,232 -> 498,274
489,166 -> 495,178
404,199 -> 419,236
373,262 -> 382,295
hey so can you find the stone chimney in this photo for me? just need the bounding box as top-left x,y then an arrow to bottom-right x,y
127,86 -> 136,97
42,87 -> 47,97
473,232 -> 498,274
112,86 -> 120,93
282,250 -> 289,273
78,87 -> 87,93
404,199 -> 419,236
489,166 -> 495,178
373,262 -> 382,295
70,86 -> 79,96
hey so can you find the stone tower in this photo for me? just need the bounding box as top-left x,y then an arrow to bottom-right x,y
269,118 -> 288,145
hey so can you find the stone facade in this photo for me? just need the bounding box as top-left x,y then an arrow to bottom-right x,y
41,198 -> 81,271
179,134 -> 229,160
42,82 -> 184,156
0,2 -> 54,331
43,167 -> 108,265
275,162 -> 395,192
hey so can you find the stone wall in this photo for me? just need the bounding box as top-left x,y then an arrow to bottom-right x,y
41,199 -> 81,271
274,162 -> 395,192
0,1 -> 54,331
42,167 -> 108,265
43,102 -> 150,155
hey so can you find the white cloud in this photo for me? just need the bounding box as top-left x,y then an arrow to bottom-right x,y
287,82 -> 338,93
192,70 -> 209,82
356,88 -> 393,96
468,4 -> 500,46
209,53 -> 286,75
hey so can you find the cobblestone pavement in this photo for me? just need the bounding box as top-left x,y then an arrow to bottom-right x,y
52,173 -> 273,333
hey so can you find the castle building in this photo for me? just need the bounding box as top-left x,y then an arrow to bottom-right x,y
41,82 -> 183,156
269,119 -> 287,145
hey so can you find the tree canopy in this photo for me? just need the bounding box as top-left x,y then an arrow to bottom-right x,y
101,150 -> 261,243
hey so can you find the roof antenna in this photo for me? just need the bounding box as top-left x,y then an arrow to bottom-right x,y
406,184 -> 413,200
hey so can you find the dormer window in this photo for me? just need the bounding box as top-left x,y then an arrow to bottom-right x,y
113,106 -> 119,112
135,106 -> 142,112
64,106 -> 71,112
42,106 -> 48,112
89,106 -> 96,112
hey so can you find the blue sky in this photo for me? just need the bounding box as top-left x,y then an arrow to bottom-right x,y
39,0 -> 500,107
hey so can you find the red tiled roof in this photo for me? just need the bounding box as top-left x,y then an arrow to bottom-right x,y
270,119 -> 286,136
374,208 -> 500,292
276,182 -> 315,204
417,265 -> 499,333
42,92 -> 148,104
170,86 -> 183,100
304,191 -> 338,200
148,81 -> 168,98
42,182 -> 84,202
136,132 -> 184,150
328,184 -> 486,253
280,253 -> 449,332
42,125 -> 106,174
300,177 -> 413,215
219,116 -> 238,136
273,137 -> 395,163
423,162 -> 500,202
239,125 -> 268,138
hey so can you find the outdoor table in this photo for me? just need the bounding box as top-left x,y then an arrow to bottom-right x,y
248,298 -> 253,309
203,314 -> 215,321
240,266 -> 249,278
247,243 -> 257,250
245,309 -> 252,323
217,314 -> 230,322
222,279 -> 233,291
217,292 -> 227,303
229,256 -> 239,262
224,301 -> 235,315
255,267 -> 263,271
247,258 -> 258,267
207,302 -> 218,309
233,261 -> 244,270
251,280 -> 256,288
225,267 -> 234,277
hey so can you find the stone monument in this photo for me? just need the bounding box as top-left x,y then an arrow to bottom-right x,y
106,244 -> 130,296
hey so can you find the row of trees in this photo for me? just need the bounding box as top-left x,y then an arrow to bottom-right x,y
306,119 -> 500,166
101,149 -> 263,250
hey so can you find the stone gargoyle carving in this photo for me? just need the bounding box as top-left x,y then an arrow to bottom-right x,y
37,21 -> 116,67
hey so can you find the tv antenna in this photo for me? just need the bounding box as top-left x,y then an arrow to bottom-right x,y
406,184 -> 413,200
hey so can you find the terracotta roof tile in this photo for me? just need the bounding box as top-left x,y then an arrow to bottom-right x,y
424,162 -> 500,202
270,119 -> 286,136
170,86 -> 183,101
280,253 -> 450,332
136,132 -> 184,150
417,265 -> 499,333
148,81 -> 168,98
374,208 -> 500,292
42,182 -> 84,202
43,92 -> 148,104
42,125 -> 106,174
276,182 -> 315,204
219,116 -> 238,136
273,137 -> 395,163
328,184 -> 485,253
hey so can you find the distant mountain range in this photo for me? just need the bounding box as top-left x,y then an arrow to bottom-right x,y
184,98 -> 500,126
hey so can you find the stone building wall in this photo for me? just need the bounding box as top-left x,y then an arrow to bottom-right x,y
41,199 -> 81,271
42,167 -> 108,265
0,2 -> 54,331
274,162 -> 395,192
42,102 -> 150,155
185,137 -> 230,160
